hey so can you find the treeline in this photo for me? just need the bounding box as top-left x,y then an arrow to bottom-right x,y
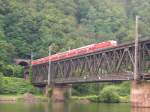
0,0 -> 150,67
0,0 -> 150,97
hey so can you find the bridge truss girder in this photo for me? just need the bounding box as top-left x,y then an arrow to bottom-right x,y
32,39 -> 150,85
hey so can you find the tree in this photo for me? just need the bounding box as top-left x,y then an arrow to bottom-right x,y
0,0 -> 150,78
0,72 -> 3,89
0,40 -> 15,63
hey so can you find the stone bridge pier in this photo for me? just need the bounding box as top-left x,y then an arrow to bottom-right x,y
49,84 -> 72,102
50,80 -> 150,105
131,80 -> 150,108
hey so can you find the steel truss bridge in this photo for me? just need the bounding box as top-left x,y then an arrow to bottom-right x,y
32,38 -> 150,85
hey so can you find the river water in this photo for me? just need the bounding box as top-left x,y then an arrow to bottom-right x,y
0,102 -> 150,112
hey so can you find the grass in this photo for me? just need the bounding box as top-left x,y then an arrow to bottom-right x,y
0,93 -> 129,103
0,95 -> 21,98
32,95 -> 48,102
0,95 -> 48,102
0,95 -> 20,102
119,96 -> 130,103
71,95 -> 98,100
71,95 -> 130,103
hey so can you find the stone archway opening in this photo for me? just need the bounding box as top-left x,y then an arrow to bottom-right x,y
14,59 -> 30,80
18,61 -> 29,67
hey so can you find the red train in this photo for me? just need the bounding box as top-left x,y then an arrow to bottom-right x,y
32,40 -> 117,65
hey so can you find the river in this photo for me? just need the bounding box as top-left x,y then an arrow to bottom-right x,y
0,102 -> 150,112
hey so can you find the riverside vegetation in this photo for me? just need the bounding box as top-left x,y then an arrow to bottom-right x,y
0,0 -> 149,103
0,75 -> 130,103
71,82 -> 130,103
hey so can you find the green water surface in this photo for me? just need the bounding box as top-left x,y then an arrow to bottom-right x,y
0,102 -> 149,112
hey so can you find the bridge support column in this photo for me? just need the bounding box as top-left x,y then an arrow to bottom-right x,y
52,84 -> 72,102
45,85 -> 52,97
131,80 -> 150,108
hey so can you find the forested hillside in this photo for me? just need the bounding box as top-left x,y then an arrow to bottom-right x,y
0,0 -> 150,76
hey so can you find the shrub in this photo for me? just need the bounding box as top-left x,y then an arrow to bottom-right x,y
0,73 -> 3,89
118,82 -> 130,96
72,83 -> 104,96
98,86 -> 120,103
47,88 -> 52,97
29,66 -> 33,83
87,95 -> 99,102
2,65 -> 23,78
72,88 -> 81,96
0,77 -> 38,94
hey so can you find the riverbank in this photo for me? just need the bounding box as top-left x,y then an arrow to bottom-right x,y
0,77 -> 130,103
71,95 -> 130,103
0,94 -> 129,103
0,94 -> 48,103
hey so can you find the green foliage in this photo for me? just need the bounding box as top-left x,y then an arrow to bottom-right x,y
87,95 -> 99,102
0,0 -> 148,102
71,95 -> 99,101
117,82 -> 130,96
0,73 -> 3,89
47,88 -> 52,97
29,66 -> 32,83
2,65 -> 23,77
0,77 -> 38,94
0,0 -> 150,77
72,83 -> 104,96
98,86 -> 120,103
0,40 -> 15,63
0,0 -> 149,60
73,82 -> 130,103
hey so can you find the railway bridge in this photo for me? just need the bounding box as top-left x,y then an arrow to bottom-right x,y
32,38 -> 150,107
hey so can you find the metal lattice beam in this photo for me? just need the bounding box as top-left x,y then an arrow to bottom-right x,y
32,39 -> 150,85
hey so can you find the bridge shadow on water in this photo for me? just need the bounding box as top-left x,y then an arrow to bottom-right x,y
0,101 -> 150,112
44,101 -> 150,112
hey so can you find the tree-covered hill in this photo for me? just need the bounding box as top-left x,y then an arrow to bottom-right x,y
0,0 -> 150,76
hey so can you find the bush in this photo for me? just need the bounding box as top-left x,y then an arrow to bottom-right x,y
118,82 -> 130,96
0,73 -> 3,88
72,83 -> 104,96
72,88 -> 81,96
98,86 -> 120,103
29,66 -> 33,83
0,77 -> 38,94
87,95 -> 99,102
47,88 -> 52,97
2,65 -> 23,78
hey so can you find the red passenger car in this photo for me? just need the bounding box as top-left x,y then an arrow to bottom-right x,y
32,40 -> 117,65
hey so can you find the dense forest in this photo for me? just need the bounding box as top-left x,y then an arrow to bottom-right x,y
0,0 -> 150,98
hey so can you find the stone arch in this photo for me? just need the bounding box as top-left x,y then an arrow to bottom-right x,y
14,59 -> 31,80
18,61 -> 29,67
